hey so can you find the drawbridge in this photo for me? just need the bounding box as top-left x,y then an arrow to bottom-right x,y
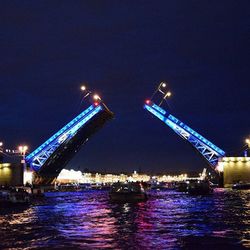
144,83 -> 226,169
26,95 -> 113,184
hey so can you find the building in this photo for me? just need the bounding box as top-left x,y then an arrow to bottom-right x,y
56,169 -> 190,184
219,157 -> 250,187
0,163 -> 23,186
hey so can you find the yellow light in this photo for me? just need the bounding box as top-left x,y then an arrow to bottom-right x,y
166,91 -> 171,97
18,145 -> 28,154
80,85 -> 86,91
93,94 -> 101,100
246,138 -> 250,145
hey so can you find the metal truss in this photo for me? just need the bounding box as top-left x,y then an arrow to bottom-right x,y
26,104 -> 103,171
144,102 -> 225,168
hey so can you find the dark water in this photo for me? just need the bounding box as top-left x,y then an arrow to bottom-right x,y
0,189 -> 249,249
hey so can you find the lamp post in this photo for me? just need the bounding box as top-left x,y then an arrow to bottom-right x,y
0,142 -> 3,163
245,138 -> 250,157
19,145 -> 28,185
80,85 -> 92,99
150,82 -> 172,106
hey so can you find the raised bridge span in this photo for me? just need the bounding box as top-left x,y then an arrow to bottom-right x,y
144,83 -> 226,171
25,101 -> 113,184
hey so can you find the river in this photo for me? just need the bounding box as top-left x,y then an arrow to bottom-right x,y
0,189 -> 249,249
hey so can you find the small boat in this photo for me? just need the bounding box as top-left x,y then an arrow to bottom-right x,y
109,182 -> 147,202
232,183 -> 250,190
0,188 -> 31,205
187,179 -> 213,195
176,181 -> 188,192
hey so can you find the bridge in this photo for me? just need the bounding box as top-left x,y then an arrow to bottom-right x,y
25,92 -> 113,184
144,82 -> 226,170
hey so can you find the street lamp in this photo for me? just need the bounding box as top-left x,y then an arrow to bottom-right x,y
93,94 -> 101,101
161,82 -> 166,88
80,85 -> 86,91
18,145 -> 28,163
165,91 -> 172,98
0,142 -> 3,163
80,84 -> 92,100
150,81 -> 172,106
244,138 -> 250,157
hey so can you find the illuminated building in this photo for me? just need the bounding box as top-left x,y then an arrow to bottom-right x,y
0,163 -> 23,186
219,157 -> 250,187
56,169 -> 190,184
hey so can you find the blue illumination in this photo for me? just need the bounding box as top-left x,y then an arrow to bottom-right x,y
145,102 -> 225,166
26,104 -> 103,169
167,114 -> 225,155
144,105 -> 166,122
152,104 -> 167,115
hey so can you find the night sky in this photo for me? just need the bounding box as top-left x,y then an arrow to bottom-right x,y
0,1 -> 249,173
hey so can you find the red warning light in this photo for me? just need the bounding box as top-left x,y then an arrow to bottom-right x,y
145,99 -> 151,105
94,102 -> 99,106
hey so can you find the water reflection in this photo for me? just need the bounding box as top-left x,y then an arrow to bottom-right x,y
0,189 -> 249,249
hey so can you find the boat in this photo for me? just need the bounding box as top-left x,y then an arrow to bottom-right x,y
187,179 -> 213,195
176,181 -> 188,192
0,188 -> 31,205
109,182 -> 148,202
232,183 -> 250,190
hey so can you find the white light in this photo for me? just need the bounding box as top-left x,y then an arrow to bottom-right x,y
93,94 -> 101,100
80,85 -> 86,91
0,142 -> 3,147
161,82 -> 166,88
166,91 -> 171,97
23,169 -> 33,185
19,145 -> 28,154
216,162 -> 224,172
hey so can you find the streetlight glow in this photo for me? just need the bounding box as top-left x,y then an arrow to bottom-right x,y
19,145 -> 28,154
166,91 -> 171,97
93,94 -> 101,100
0,142 -> 3,147
161,82 -> 166,88
80,85 -> 86,91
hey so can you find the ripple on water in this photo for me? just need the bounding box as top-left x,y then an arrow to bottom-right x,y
0,189 -> 249,249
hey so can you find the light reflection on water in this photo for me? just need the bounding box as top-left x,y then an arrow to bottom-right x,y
0,189 -> 249,249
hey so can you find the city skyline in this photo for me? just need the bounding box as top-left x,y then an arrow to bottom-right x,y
0,1 -> 249,173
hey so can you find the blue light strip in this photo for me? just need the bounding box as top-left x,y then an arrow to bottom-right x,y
167,114 -> 225,155
26,105 -> 102,161
152,103 -> 167,115
145,103 -> 225,157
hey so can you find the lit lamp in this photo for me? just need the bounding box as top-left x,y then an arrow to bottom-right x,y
93,94 -> 101,106
80,85 -> 86,91
19,145 -> 31,185
0,142 -> 3,153
0,142 -> 3,163
245,138 -> 250,157
80,85 -> 92,100
93,94 -> 101,101
18,145 -> 28,164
